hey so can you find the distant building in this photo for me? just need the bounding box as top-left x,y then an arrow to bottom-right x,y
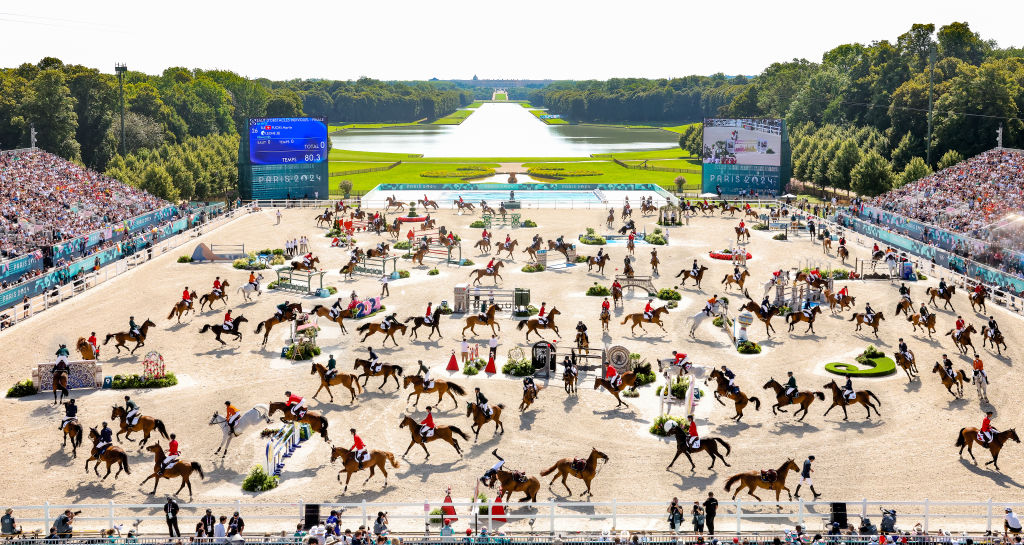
445,79 -> 554,88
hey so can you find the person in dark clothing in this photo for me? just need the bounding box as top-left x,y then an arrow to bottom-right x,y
702,492 -> 719,535
200,509 -> 216,537
164,497 -> 180,537
228,512 -> 244,536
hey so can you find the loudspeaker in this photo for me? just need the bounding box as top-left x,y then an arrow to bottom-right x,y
830,502 -> 848,528
303,504 -> 321,530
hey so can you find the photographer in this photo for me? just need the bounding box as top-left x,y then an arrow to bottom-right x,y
667,498 -> 682,531
372,512 -> 388,536
55,510 -> 77,538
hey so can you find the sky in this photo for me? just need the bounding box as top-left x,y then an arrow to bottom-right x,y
0,0 -> 1021,81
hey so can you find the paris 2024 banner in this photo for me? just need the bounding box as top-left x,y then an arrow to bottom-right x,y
701,118 -> 789,196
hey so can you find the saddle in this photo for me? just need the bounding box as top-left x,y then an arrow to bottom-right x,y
760,469 -> 778,483
571,458 -> 587,472
513,471 -> 527,483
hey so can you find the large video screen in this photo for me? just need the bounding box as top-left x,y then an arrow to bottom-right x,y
702,118 -> 786,195
248,117 -> 328,165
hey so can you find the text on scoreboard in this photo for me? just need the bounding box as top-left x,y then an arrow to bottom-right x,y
248,117 -> 328,165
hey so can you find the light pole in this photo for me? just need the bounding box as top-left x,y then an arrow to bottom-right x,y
115,63 -> 127,156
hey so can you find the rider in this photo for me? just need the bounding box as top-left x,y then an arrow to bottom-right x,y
55,343 -> 70,365
225,401 -> 240,437
691,259 -> 699,278
605,363 -> 621,390
330,298 -> 344,319
481,228 -> 490,242
738,219 -> 745,231
611,279 -> 623,295
732,265 -> 742,283
704,295 -> 718,316
938,277 -> 948,297
59,398 -> 78,431
124,395 -> 140,427
95,422 -> 113,456
303,252 -> 313,267
504,234 -> 511,246
898,338 -> 913,362
474,387 -> 491,417
576,321 -> 588,345
898,283 -> 911,302
563,355 -> 576,377
601,297 -> 611,316
954,315 -> 966,339
248,271 -> 258,290
424,302 -> 434,324
128,316 -> 140,340
480,449 -> 506,486
942,354 -> 955,380
537,302 -> 548,326
974,283 -> 986,299
222,309 -> 233,330
87,331 -> 99,358
863,302 -> 876,324
837,285 -> 850,302
987,316 -> 1001,339
182,287 -> 192,309
275,301 -> 291,319
285,391 -> 306,418
485,258 -> 495,275
325,354 -> 338,380
367,348 -> 381,373
721,365 -> 738,395
760,295 -> 772,316
919,302 -> 931,322
417,360 -> 433,389
980,411 -> 996,447
841,375 -> 855,404
212,277 -> 222,297
157,433 -> 180,477
596,247 -> 604,261
973,356 -> 987,384
809,267 -> 821,282
523,376 -> 537,397
686,414 -> 700,449
671,351 -> 690,373
643,299 -> 654,321
872,243 -> 880,254
418,406 -> 435,438
349,428 -> 367,470
784,371 -> 798,403
380,311 -> 398,331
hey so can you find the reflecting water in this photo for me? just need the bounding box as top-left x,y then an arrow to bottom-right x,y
331,103 -> 680,157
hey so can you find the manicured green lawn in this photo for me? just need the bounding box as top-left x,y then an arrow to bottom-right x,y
329,120 -> 424,132
620,158 -> 701,170
431,109 -> 476,125
329,162 -> 500,194
329,161 -> 397,174
466,101 -> 484,108
529,109 -> 568,125
493,93 -> 507,100
522,161 -> 701,190
329,149 -> 424,162
592,148 -> 691,160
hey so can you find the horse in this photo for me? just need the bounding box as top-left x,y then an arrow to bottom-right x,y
85,428 -> 131,479
587,254 -> 611,274
676,266 -> 708,289
356,320 -> 407,347
744,207 -> 759,220
330,445 -> 400,493
600,307 -> 610,332
474,238 -> 492,254
208,404 -> 271,457
167,291 -> 198,323
492,469 -> 541,502
198,315 -> 248,345
849,312 -> 885,336
524,239 -> 542,262
762,378 -> 825,421
517,307 -> 561,341
785,306 -> 822,334
311,362 -> 363,403
52,369 -> 69,405
794,272 -> 829,290
466,401 -> 505,440
455,200 -> 475,213
462,304 -> 501,336
969,289 -> 988,313
822,379 -> 881,420
405,308 -> 443,340
724,459 -> 801,503
720,203 -> 741,216
310,304 -> 352,334
520,384 -> 540,411
468,261 -> 505,286
620,305 -> 669,335
956,427 -> 1019,471
650,250 -> 660,275
139,443 -> 204,499
76,337 -> 98,360
721,270 -> 750,291
104,318 -> 156,355
353,358 -> 404,390
564,365 -> 578,395
290,256 -> 320,272
315,210 -> 333,228
837,245 -> 849,263
894,350 -> 919,381
403,376 -> 465,407
685,301 -> 726,338
640,201 -> 657,216
399,415 -> 468,459
61,418 -> 84,458
547,240 -> 572,259
931,362 -> 969,398
907,312 -> 937,337
540,448 -> 608,497
822,237 -> 832,254
626,237 -> 635,256
385,197 -> 405,212
419,199 -> 439,210
973,367 -> 990,403
895,297 -> 913,317
481,203 -> 497,216
268,402 -> 330,441
948,323 -> 978,356
575,330 -> 590,354
927,285 -> 956,311
495,239 -> 518,260
612,283 -> 623,306
706,369 -> 761,421
339,260 -> 358,280
198,280 -> 231,311
823,289 -> 856,314
735,226 -> 750,243
981,326 -> 1007,355
606,209 -> 615,229
366,243 -> 390,259
254,303 -> 303,347
663,421 -> 732,471
740,300 -> 780,336
593,372 -> 637,408
110,406 -> 169,447
237,275 -> 264,302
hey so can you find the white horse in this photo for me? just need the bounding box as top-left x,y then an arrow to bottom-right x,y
657,359 -> 704,381
884,253 -> 900,279
208,403 -> 271,457
685,301 -> 726,338
972,370 -> 989,403
237,273 -> 265,302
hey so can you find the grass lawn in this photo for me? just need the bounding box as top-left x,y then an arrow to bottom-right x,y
467,101 -> 484,108
575,122 -> 698,133
522,161 -> 701,190
328,162 -> 500,194
329,161 -> 397,175
431,109 -> 476,125
592,148 -> 692,161
493,93 -> 507,100
329,120 -> 424,132
329,149 -> 424,162
529,109 -> 568,125
620,158 -> 701,170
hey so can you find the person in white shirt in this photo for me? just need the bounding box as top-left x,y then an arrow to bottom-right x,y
214,516 -> 227,543
460,338 -> 470,364
488,335 -> 499,359
1007,508 -> 1022,536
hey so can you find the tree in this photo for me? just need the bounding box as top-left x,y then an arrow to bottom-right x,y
265,89 -> 305,117
0,71 -> 29,149
850,150 -> 894,196
937,22 -> 988,65
21,69 -> 80,160
889,132 -> 919,171
118,111 -> 165,154
895,156 -> 933,188
139,163 -> 178,201
66,67 -> 118,169
896,24 -> 936,72
827,140 -> 862,192
937,149 -> 964,171
786,68 -> 849,125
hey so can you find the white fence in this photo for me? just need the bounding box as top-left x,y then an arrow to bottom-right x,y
5,499 -> 1018,536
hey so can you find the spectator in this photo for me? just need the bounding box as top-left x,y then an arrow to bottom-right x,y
1007,508 -> 1022,537
460,338 -> 469,364
228,512 -> 244,536
293,523 -> 307,539
311,520 -> 327,545
201,509 -> 216,537
489,334 -> 499,360
105,529 -> 117,544
691,501 -> 705,534
667,498 -> 682,531
43,527 -> 59,543
165,496 -> 181,537
325,510 -> 341,536
703,492 -> 719,535
214,516 -> 228,543
373,512 -> 388,536
54,510 -> 75,538
193,522 -> 205,539
2,508 -> 21,535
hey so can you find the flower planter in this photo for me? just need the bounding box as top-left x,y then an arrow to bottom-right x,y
709,251 -> 752,260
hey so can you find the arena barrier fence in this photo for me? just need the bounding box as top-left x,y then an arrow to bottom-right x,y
5,499 -> 1022,535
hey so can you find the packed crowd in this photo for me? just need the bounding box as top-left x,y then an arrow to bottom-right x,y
0,149 -> 167,259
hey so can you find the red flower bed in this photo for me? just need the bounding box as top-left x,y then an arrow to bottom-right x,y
398,216 -> 428,223
709,251 -> 752,260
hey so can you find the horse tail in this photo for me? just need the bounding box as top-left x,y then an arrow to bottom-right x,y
448,426 -> 469,440
103,334 -> 114,345
867,391 -> 881,406
395,366 -> 404,376
517,320 -> 527,331
540,462 -> 560,477
814,391 -> 825,401
191,462 -> 205,480
497,403 -> 505,410
714,437 -> 732,456
620,316 -> 629,325
120,451 -> 131,474
199,324 -> 211,333
167,307 -> 176,320
386,452 -> 399,468
725,474 -> 741,492
74,423 -> 84,447
848,314 -> 859,322
750,397 -> 761,411
357,323 -> 371,333
958,370 -> 970,381
447,383 -> 466,396
955,428 -> 967,447
255,322 -> 265,334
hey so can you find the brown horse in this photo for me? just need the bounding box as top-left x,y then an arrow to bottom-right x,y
626,238 -> 635,256
600,307 -> 610,332
474,237 -> 492,254
794,272 -> 829,290
419,199 -> 439,210
721,270 -> 750,291
575,331 -> 589,354
104,318 -> 156,355
339,260 -> 358,280
76,337 -> 98,360
969,290 -> 988,313
744,207 -> 759,220
822,379 -> 881,420
932,362 -> 969,398
849,312 -> 885,336
927,285 -> 956,310
405,311 -> 443,341
356,320 -> 407,347
517,307 -> 561,341
254,303 -> 303,347
822,237 -> 832,254
52,370 -> 69,405
492,469 -> 541,502
311,362 -> 363,403
167,290 -> 198,323
786,306 -> 822,334
837,245 -> 849,263
564,365 -> 578,395
540,448 -> 609,497
956,427 -> 1020,471
707,368 -> 761,421
399,415 -> 468,459
720,203 -> 741,216
495,239 -> 518,260
824,289 -> 856,314
385,197 -> 406,212
310,304 -> 352,334
587,254 -> 610,274
330,445 -> 399,493
456,200 -> 475,213
640,202 -> 657,216
403,376 -> 466,407
463,304 -> 501,336
268,402 -> 330,441
762,378 -> 825,421
981,326 -> 1008,355
620,305 -> 669,335
524,239 -> 542,262
520,384 -> 540,411
366,244 -> 390,259
140,443 -> 205,499
662,422 -> 731,471
894,350 -> 919,381
593,372 -> 637,408
724,459 -> 801,503
315,210 -> 333,228
907,312 -> 937,337
85,428 -> 130,479
353,358 -> 404,390
612,283 -> 623,306
468,261 -> 505,286
740,300 -> 780,336
895,297 -> 913,317
676,266 -> 708,289
735,226 -> 750,243
291,256 -> 321,272
110,406 -> 168,447
948,323 -> 978,356
61,418 -> 84,458
650,250 -> 660,274
466,401 -> 505,440
409,246 -> 430,266
198,280 -> 231,311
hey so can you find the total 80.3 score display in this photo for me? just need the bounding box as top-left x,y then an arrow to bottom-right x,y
248,117 -> 328,165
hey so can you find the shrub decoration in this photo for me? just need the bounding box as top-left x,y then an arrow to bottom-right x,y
772,233 -> 788,241
736,341 -> 762,354
241,464 -> 279,492
428,268 -> 440,275
502,358 -> 534,377
521,219 -> 538,227
752,224 -> 769,231
650,414 -> 687,437
579,228 -> 606,245
111,373 -> 178,389
825,345 -> 897,377
657,288 -> 681,301
6,379 -> 37,398
177,255 -> 193,263
586,283 -> 611,296
646,228 -> 667,245
463,358 -> 486,376
522,263 -> 545,273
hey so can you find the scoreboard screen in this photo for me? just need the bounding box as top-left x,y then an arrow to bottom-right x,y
249,117 -> 328,165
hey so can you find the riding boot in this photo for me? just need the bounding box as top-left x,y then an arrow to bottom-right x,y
358,459 -> 364,470
230,424 -> 238,437
794,484 -> 801,498
810,486 -> 822,499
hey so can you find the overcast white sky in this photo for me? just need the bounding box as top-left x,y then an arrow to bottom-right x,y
0,1 -> 1020,81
